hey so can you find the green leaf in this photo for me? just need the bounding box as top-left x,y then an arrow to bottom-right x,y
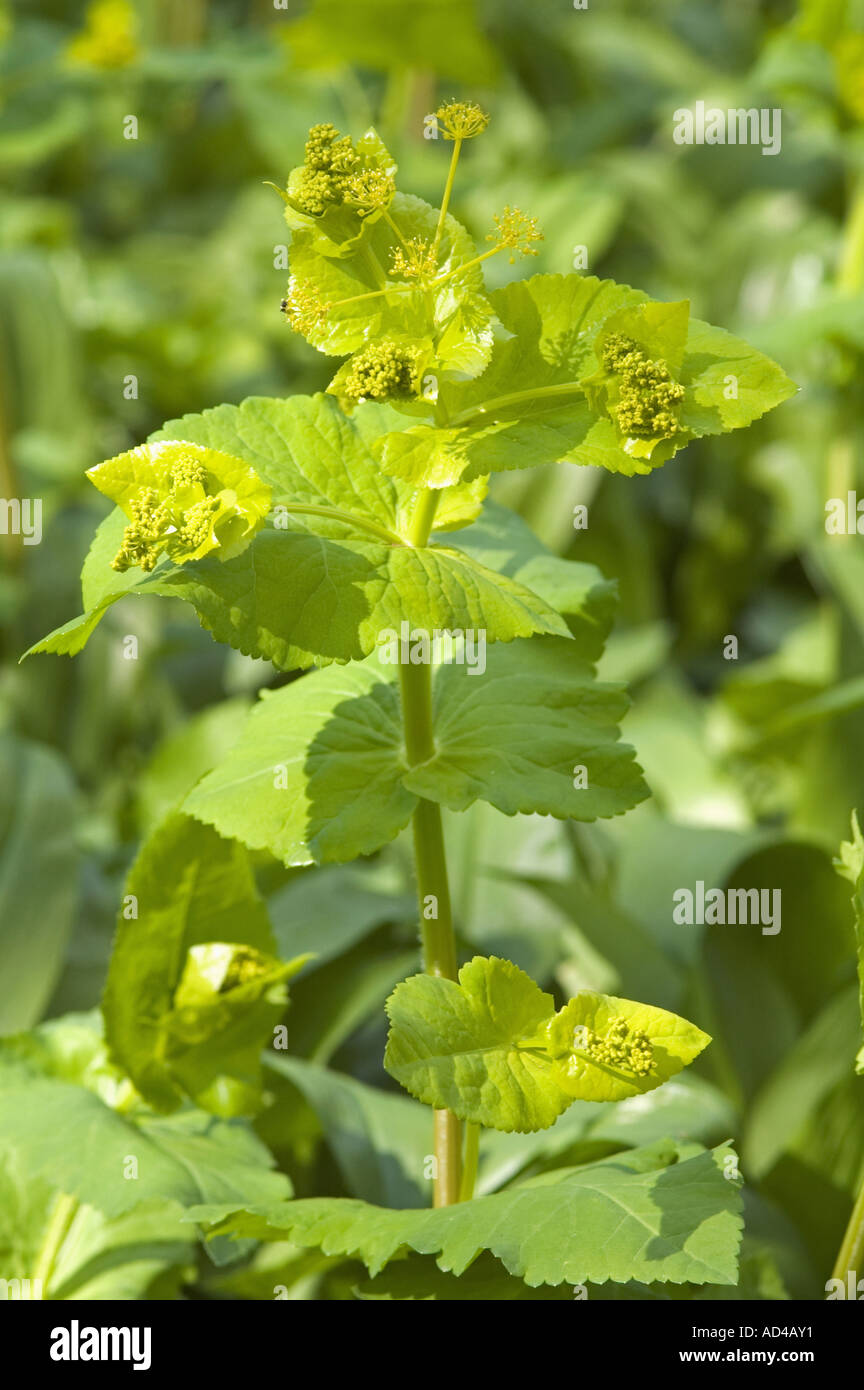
402,635 -> 648,820
0,1151 -> 195,1301
835,811 -> 864,1073
267,864 -> 413,970
183,634 -> 646,865
137,697 -> 252,834
285,940 -> 418,1063
26,397 -> 565,667
185,661 -> 412,864
441,500 -> 618,661
543,990 -> 712,1103
377,274 -> 796,486
384,957 -> 710,1130
49,1200 -> 196,1302
102,814 -> 303,1115
743,986 -> 862,1176
189,1140 -> 743,1288
0,736 -> 81,1032
386,957 -> 569,1131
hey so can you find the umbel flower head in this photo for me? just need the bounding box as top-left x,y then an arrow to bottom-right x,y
281,280 -> 331,335
86,441 -> 272,574
435,100 -> 490,140
389,236 -> 438,281
601,334 -> 685,439
488,206 -> 543,262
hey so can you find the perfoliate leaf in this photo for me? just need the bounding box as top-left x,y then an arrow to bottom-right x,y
87,440 -> 272,570
188,1139 -> 743,1287
182,633 -> 646,866
376,274 -> 796,486
24,396 -> 564,667
102,814 -> 305,1115
385,958 -> 569,1131
543,991 -> 712,1103
383,957 -> 710,1130
445,500 -> 618,660
402,635 -> 647,819
834,811 -> 864,1073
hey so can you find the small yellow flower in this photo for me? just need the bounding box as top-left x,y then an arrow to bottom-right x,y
87,441 -> 271,573
281,281 -> 331,335
389,237 -> 438,281
343,167 -> 396,218
488,206 -> 543,262
435,100 -> 490,141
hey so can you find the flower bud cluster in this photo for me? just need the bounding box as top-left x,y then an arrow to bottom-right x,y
578,1018 -> 654,1076
342,341 -> 422,402
601,334 -> 685,439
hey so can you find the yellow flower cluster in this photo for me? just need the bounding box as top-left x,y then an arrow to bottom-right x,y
281,281 -> 331,335
601,334 -> 685,439
435,100 -> 490,141
293,123 -> 393,219
111,456 -> 208,572
342,342 -> 422,402
344,167 -> 397,218
578,1018 -> 654,1076
488,206 -> 543,262
389,237 -> 438,281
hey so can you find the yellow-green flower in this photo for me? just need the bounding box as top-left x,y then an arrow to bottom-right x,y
86,441 -> 272,573
435,100 -> 490,140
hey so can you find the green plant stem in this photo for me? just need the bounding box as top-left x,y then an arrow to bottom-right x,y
406,486 -> 440,547
399,484 -> 461,1206
451,379 -> 586,428
432,137 -> 462,262
458,1122 -> 479,1202
277,502 -> 403,546
32,1192 -> 78,1297
831,1167 -> 864,1289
